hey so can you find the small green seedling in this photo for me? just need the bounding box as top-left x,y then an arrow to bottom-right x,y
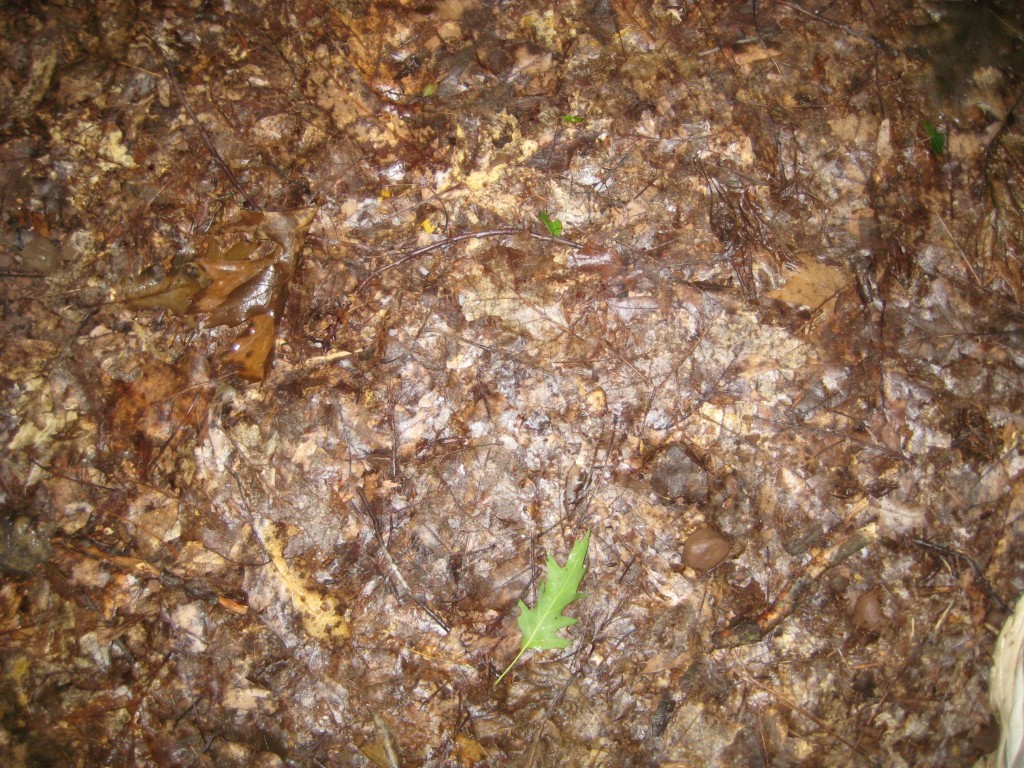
422,83 -> 438,97
562,114 -> 584,125
495,532 -> 591,684
924,121 -> 946,158
538,211 -> 563,237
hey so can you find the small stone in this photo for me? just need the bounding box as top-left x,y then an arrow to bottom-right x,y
683,526 -> 730,571
0,514 -> 53,574
651,444 -> 709,504
853,588 -> 885,631
20,233 -> 61,274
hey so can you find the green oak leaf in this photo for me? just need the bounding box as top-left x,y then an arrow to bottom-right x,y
924,120 -> 946,158
538,211 -> 563,237
495,532 -> 590,684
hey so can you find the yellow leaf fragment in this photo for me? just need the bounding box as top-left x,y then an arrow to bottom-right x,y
258,521 -> 350,641
455,733 -> 487,766
358,714 -> 402,768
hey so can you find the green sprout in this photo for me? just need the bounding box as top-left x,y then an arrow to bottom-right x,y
562,114 -> 584,125
538,211 -> 562,237
422,83 -> 438,97
924,121 -> 946,158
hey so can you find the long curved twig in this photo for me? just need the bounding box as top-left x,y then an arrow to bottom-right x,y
356,227 -> 583,293
160,57 -> 261,211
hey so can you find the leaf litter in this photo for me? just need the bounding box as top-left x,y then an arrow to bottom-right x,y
1,1 -> 1024,767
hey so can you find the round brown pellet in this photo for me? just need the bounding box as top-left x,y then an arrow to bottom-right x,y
853,588 -> 885,631
683,527 -> 730,571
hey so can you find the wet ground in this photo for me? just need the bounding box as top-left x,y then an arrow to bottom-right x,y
2,1 -> 1024,766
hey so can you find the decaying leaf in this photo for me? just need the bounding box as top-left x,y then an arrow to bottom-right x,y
249,520 -> 351,641
198,206 -> 319,327
454,733 -> 487,767
229,206 -> 319,269
190,255 -> 274,313
222,313 -> 276,381
11,2 -> 1024,764
766,253 -> 851,310
125,206 -> 318,381
358,714 -> 402,768
206,237 -> 260,262
124,262 -> 210,314
205,260 -> 286,327
495,531 -> 591,684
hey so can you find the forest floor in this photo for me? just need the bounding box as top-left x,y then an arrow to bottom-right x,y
2,1 -> 1024,766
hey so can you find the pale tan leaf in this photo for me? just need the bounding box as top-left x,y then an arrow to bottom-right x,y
766,254 -> 851,309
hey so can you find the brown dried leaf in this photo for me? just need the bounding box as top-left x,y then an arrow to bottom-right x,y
253,207 -> 318,264
107,356 -> 212,472
205,237 -> 261,262
454,733 -> 487,767
567,237 -> 623,279
124,263 -> 210,314
191,256 -> 275,314
205,262 -> 286,327
221,206 -> 318,271
222,313 -> 276,381
201,207 -> 319,326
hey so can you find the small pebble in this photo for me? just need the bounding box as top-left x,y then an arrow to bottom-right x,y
20,233 -> 61,274
683,526 -> 730,571
853,588 -> 885,631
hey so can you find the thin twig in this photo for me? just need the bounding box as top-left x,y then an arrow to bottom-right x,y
353,491 -> 451,633
161,60 -> 261,211
734,658 -> 880,766
0,269 -> 48,278
911,537 -> 1010,612
778,1 -> 896,55
713,522 -> 877,648
356,227 -> 583,292
936,214 -> 982,287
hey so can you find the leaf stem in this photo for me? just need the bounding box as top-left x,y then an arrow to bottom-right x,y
494,646 -> 526,685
